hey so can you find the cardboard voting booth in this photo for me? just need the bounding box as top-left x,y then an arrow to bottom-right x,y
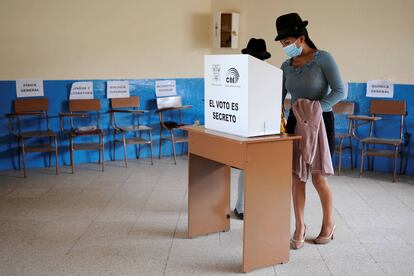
204,54 -> 283,137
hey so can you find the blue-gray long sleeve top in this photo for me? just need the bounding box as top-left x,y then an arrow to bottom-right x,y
281,50 -> 345,112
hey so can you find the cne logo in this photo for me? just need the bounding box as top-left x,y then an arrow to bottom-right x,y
225,68 -> 240,84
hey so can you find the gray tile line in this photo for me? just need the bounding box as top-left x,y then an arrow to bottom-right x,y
316,245 -> 334,276
272,264 -> 277,276
373,177 -> 414,213
395,194 -> 414,213
63,217 -> 95,256
162,207 -> 182,276
345,179 -> 382,217
358,242 -> 388,275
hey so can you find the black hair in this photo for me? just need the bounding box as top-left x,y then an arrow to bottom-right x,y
295,28 -> 317,50
305,36 -> 317,50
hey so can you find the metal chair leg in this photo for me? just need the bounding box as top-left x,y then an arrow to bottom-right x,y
365,144 -> 373,171
98,136 -> 101,165
134,130 -> 138,159
101,133 -> 105,172
137,131 -> 142,159
70,137 -> 74,174
159,127 -> 163,160
17,136 -> 21,171
338,138 -> 343,176
349,136 -> 354,169
399,144 -> 404,175
21,139 -> 27,178
355,140 -> 360,169
170,130 -> 177,165
113,130 -> 116,161
49,136 -> 52,168
181,130 -> 186,156
393,146 -> 398,182
360,143 -> 365,177
122,132 -> 127,168
54,136 -> 59,175
149,130 -> 154,165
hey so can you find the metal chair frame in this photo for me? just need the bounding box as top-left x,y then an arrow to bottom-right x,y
59,99 -> 104,173
6,98 -> 59,177
333,101 -> 355,175
156,96 -> 192,165
110,96 -> 154,167
359,100 -> 406,182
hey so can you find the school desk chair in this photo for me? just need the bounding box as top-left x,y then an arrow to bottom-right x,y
359,100 -> 406,182
109,96 -> 153,167
6,98 -> 59,177
156,95 -> 192,164
59,99 -> 104,173
333,101 -> 355,175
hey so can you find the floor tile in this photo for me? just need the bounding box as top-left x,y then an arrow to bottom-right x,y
0,159 -> 413,275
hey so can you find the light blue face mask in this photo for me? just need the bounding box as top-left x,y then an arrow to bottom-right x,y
283,39 -> 303,58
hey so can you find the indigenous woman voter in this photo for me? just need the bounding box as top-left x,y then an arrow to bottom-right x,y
275,13 -> 345,249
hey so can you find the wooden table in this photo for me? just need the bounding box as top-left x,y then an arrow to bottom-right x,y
185,126 -> 301,273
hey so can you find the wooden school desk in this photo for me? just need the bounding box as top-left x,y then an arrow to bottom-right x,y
185,126 -> 301,272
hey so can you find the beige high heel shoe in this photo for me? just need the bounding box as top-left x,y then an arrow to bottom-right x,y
290,225 -> 307,250
314,224 -> 336,244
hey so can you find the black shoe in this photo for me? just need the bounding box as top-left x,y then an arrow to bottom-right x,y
234,208 -> 244,220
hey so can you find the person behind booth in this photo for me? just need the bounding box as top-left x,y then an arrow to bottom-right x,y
274,13 -> 345,249
234,38 -> 271,220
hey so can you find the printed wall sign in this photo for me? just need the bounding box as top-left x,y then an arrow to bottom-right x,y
16,79 -> 44,98
155,80 -> 176,97
366,80 -> 394,98
107,81 -> 130,98
70,81 -> 94,99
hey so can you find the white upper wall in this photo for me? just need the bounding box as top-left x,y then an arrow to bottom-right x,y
0,0 -> 211,80
1,0 -> 413,83
212,0 -> 414,83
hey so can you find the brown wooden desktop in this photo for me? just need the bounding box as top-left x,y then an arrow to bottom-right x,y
185,126 -> 301,273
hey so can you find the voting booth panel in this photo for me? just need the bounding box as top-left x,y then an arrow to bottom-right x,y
204,54 -> 282,137
248,57 -> 283,137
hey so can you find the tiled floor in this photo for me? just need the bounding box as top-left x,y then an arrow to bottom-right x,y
0,158 -> 413,275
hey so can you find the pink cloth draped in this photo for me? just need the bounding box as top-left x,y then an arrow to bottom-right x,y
292,99 -> 334,182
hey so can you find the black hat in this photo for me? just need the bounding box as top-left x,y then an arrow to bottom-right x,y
241,38 -> 271,60
275,13 -> 308,41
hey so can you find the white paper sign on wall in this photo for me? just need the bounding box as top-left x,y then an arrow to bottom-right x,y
16,79 -> 44,98
70,81 -> 94,99
155,80 -> 176,97
366,80 -> 394,98
107,81 -> 130,98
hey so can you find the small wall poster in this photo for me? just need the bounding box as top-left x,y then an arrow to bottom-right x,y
155,80 -> 176,97
16,79 -> 44,98
107,81 -> 130,98
70,81 -> 94,99
366,80 -> 394,98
